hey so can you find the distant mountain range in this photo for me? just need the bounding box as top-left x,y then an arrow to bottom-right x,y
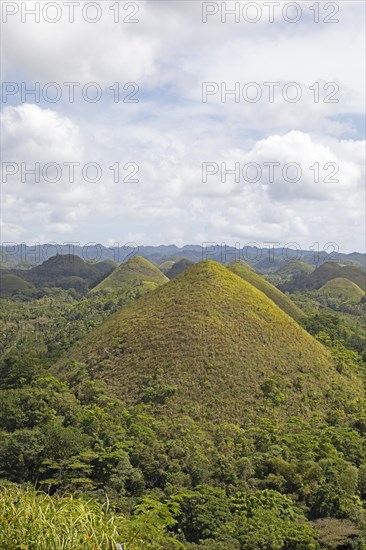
1,250 -> 364,302
1,243 -> 365,271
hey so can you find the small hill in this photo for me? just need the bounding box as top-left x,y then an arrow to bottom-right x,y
227,261 -> 304,321
159,261 -> 176,275
275,261 -> 314,280
166,258 -> 195,280
280,261 -> 366,293
0,274 -> 34,297
91,256 -> 169,293
54,261 -> 360,424
226,259 -> 255,271
92,259 -> 118,277
318,278 -> 364,304
88,259 -> 118,288
307,262 -> 342,289
302,262 -> 366,292
17,254 -> 99,288
268,261 -> 314,288
336,265 -> 366,292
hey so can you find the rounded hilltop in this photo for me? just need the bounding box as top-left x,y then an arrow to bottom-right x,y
91,255 -> 169,293
54,260 -> 361,425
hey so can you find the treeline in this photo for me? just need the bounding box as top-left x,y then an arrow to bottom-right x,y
1,346 -> 366,548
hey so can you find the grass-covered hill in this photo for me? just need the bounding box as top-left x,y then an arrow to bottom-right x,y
1,255 -> 119,293
91,260 -> 118,285
268,261 -> 314,289
226,259 -> 255,271
274,260 -> 314,280
92,258 -> 118,276
54,261 -> 360,425
0,274 -> 34,298
280,261 -> 366,294
336,265 -> 366,292
308,263 -> 366,292
306,262 -> 343,289
87,259 -> 118,288
227,261 -> 304,322
159,260 -> 176,274
91,255 -> 169,293
318,277 -> 365,304
13,254 -> 101,289
166,258 -> 195,279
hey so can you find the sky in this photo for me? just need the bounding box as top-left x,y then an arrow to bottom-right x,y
1,0 -> 365,253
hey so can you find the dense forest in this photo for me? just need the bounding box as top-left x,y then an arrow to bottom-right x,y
0,252 -> 365,549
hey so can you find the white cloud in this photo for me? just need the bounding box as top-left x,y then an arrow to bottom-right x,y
1,1 -> 365,251
1,103 -> 83,160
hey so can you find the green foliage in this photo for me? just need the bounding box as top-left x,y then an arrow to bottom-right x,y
232,489 -> 302,520
236,509 -> 320,549
1,258 -> 366,547
274,260 -> 314,281
318,278 -> 364,306
260,377 -> 286,405
0,483 -> 182,549
140,370 -> 178,405
302,313 -> 343,342
123,497 -> 184,548
302,310 -> 365,359
174,485 -> 231,542
0,353 -> 43,389
280,261 -> 366,294
0,283 -> 154,361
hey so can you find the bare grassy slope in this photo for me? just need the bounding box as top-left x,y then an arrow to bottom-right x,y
55,261 -> 361,425
91,256 -> 169,293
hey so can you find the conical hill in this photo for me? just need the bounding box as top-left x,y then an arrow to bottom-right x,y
228,260 -> 304,321
54,261 -> 360,424
91,256 -> 169,293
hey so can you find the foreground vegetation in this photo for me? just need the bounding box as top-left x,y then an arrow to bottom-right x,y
0,483 -> 182,549
0,256 -> 365,548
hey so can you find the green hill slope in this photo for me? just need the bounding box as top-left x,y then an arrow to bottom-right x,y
54,261 -> 359,424
336,265 -> 366,292
91,256 -> 169,293
227,261 -> 304,321
279,261 -> 366,294
318,277 -> 364,303
303,262 -> 366,292
275,260 -> 314,279
159,260 -> 175,275
306,262 -> 342,289
268,261 -> 314,288
166,258 -> 195,280
92,259 -> 118,276
88,259 -> 118,288
16,254 -> 99,288
0,274 -> 34,297
225,259 -> 255,271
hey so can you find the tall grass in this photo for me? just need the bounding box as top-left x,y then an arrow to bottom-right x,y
0,484 -> 183,549
0,484 -> 126,550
